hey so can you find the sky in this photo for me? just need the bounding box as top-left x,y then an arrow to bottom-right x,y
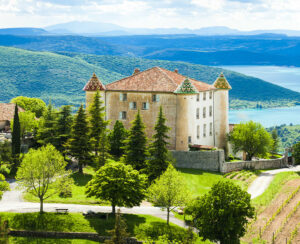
0,0 -> 300,30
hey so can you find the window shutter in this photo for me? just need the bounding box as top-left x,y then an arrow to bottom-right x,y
156,95 -> 160,102
119,112 -> 122,119
146,102 -> 149,110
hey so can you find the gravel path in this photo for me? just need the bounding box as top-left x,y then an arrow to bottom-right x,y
247,165 -> 300,199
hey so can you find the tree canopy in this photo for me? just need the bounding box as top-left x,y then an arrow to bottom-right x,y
11,111 -> 37,140
187,181 -> 254,244
228,120 -> 272,160
11,96 -> 46,118
148,165 -> 189,225
293,141 -> 300,165
86,160 -> 147,214
16,144 -> 68,213
108,120 -> 128,159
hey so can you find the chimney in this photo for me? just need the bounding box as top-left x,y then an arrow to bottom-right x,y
174,69 -> 178,73
133,68 -> 140,75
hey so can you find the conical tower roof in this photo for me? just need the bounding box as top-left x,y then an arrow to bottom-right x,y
174,78 -> 198,94
83,73 -> 106,91
213,72 -> 232,89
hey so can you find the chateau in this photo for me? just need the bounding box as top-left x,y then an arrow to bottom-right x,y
83,67 -> 231,151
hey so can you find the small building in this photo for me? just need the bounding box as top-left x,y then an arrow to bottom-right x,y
0,103 -> 24,131
83,67 -> 231,151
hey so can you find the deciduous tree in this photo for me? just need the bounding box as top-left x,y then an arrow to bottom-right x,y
148,165 -> 189,225
16,144 -> 68,213
11,111 -> 37,141
66,105 -> 91,173
228,121 -> 272,160
147,106 -> 171,183
123,111 -> 148,171
86,160 -> 147,214
187,181 -> 254,244
293,141 -> 300,165
11,96 -> 46,118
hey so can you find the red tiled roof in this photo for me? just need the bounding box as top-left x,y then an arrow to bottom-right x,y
83,73 -> 106,91
105,67 -> 215,92
0,103 -> 25,121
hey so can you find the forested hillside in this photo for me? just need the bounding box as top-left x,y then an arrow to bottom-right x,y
267,124 -> 300,149
1,46 -> 299,107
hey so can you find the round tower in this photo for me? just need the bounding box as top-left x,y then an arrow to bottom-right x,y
83,73 -> 106,111
174,78 -> 198,151
213,73 -> 231,152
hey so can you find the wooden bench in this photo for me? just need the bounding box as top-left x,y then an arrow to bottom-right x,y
55,208 -> 69,214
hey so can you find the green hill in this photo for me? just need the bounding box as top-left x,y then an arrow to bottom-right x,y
0,46 -> 299,107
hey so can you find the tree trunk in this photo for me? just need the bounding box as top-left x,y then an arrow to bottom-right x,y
78,162 -> 83,174
112,204 -> 116,215
40,197 -> 43,213
167,207 -> 170,225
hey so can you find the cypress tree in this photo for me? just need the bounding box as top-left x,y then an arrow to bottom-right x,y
109,120 -> 128,159
11,104 -> 21,155
123,110 -> 148,171
147,106 -> 171,182
67,105 -> 91,173
54,105 -> 73,155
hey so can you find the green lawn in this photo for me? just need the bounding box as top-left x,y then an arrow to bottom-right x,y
0,212 -> 211,243
23,167 -> 108,205
9,237 -> 99,244
177,168 -> 224,197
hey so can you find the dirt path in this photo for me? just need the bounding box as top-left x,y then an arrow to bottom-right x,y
248,165 -> 300,199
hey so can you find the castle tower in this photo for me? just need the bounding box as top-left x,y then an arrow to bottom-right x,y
213,73 -> 231,151
83,73 -> 106,111
174,78 -> 198,151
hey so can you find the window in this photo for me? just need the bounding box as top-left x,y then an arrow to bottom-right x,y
119,111 -> 126,120
196,108 -> 200,119
129,102 -> 137,110
197,125 -> 200,139
203,107 -> 206,118
119,93 -> 127,101
152,94 -> 160,102
209,91 -> 213,99
188,136 -> 192,144
203,92 -> 206,101
196,94 -> 199,101
209,106 -> 212,117
142,102 -> 149,110
210,123 -> 213,136
203,124 -> 206,137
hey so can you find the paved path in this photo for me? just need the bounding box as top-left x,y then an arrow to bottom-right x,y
0,181 -> 187,228
247,165 -> 300,199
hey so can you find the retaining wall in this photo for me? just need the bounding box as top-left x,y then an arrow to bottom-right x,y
172,150 -> 224,172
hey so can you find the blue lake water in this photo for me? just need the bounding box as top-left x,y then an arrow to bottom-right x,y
229,106 -> 300,127
221,65 -> 300,92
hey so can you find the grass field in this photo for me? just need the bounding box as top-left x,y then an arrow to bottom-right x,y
8,237 -> 99,244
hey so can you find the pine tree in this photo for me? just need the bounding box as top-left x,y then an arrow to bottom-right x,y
109,120 -> 128,159
36,103 -> 57,146
147,106 -> 171,182
123,110 -> 148,171
89,91 -> 109,167
54,105 -> 73,155
11,104 -> 21,155
67,105 -> 91,173
104,209 -> 129,244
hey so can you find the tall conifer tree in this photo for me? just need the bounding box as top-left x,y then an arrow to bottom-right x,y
11,104 -> 21,155
147,106 -> 171,182
109,120 -> 128,159
67,105 -> 91,173
123,110 -> 148,171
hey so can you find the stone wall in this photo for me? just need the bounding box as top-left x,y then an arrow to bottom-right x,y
220,156 -> 286,173
172,150 -> 224,172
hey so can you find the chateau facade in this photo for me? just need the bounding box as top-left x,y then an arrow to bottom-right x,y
83,67 -> 231,151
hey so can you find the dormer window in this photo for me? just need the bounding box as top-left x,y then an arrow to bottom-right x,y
152,94 -> 160,102
120,93 -> 127,101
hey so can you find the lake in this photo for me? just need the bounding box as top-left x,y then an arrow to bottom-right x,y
221,65 -> 300,92
229,106 -> 300,127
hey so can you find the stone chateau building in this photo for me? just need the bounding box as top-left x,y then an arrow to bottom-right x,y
83,67 -> 231,151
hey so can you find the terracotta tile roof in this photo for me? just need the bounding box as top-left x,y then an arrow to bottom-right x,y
213,72 -> 232,90
105,67 -> 215,93
0,103 -> 25,121
83,73 -> 106,91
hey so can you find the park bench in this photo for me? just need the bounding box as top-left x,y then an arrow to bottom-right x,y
55,208 -> 69,214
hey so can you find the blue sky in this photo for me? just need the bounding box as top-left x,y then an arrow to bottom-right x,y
0,0 -> 299,30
